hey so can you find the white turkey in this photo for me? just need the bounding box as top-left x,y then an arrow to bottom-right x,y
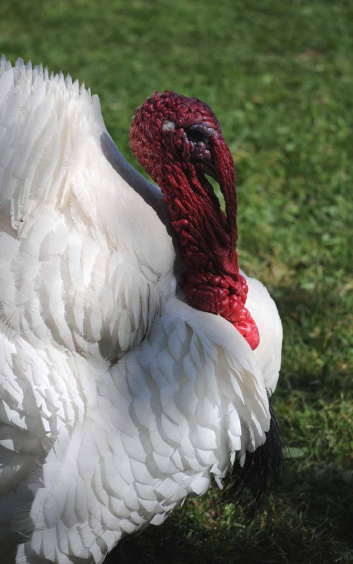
0,56 -> 283,564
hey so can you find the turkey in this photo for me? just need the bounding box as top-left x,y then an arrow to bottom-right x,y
0,56 -> 283,564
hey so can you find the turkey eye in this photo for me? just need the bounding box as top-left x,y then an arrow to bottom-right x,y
187,128 -> 205,144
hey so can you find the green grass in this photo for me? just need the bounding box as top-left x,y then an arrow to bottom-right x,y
1,0 -> 353,562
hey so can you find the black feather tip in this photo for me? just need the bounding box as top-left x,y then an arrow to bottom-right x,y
221,398 -> 283,515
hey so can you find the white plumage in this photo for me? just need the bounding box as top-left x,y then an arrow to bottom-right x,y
0,57 -> 282,564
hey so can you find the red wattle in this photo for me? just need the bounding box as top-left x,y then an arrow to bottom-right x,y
182,271 -> 260,350
230,307 -> 260,351
171,210 -> 260,351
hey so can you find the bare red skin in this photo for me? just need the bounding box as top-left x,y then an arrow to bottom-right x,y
130,91 -> 259,350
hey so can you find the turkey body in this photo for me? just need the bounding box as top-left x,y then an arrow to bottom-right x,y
0,57 -> 282,564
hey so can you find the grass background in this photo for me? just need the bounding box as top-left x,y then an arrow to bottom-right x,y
1,0 -> 353,562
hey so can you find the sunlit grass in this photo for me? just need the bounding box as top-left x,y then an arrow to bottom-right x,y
1,0 -> 352,562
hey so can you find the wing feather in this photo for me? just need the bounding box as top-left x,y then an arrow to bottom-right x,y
244,273 -> 283,393
0,56 -> 175,360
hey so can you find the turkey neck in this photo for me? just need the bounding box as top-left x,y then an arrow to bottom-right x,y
157,148 -> 260,351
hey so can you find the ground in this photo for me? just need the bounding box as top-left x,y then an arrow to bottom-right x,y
1,0 -> 352,562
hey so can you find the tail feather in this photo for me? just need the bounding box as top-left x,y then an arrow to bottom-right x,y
223,399 -> 283,512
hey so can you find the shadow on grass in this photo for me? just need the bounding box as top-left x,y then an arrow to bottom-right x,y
104,462 -> 353,564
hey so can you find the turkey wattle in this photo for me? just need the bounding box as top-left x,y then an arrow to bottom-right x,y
0,57 -> 283,564
130,91 -> 260,350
